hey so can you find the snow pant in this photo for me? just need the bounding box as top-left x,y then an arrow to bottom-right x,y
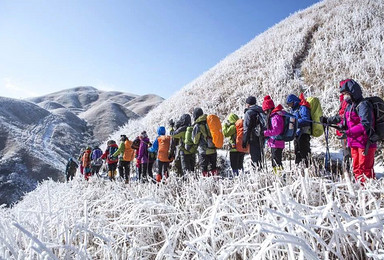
147,162 -> 154,181
230,151 -> 245,175
107,162 -> 118,180
158,161 -> 170,178
173,156 -> 183,177
118,160 -> 131,181
199,153 -> 217,176
66,169 -> 76,181
181,153 -> 196,174
139,163 -> 149,182
271,148 -> 283,168
249,139 -> 262,169
351,147 -> 376,183
91,165 -> 102,176
294,133 -> 311,167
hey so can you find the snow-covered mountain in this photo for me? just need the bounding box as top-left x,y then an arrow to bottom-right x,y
28,87 -> 164,142
1,0 -> 384,258
0,88 -> 163,205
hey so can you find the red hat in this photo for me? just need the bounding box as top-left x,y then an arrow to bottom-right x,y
262,95 -> 275,111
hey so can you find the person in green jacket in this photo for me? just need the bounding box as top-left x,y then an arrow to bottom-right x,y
170,114 -> 197,176
192,107 -> 218,177
222,113 -> 245,177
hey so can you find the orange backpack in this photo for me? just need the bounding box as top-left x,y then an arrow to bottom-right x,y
157,135 -> 172,162
206,114 -> 224,148
123,140 -> 135,161
235,119 -> 249,153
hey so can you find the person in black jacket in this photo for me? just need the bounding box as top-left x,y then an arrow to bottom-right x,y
242,96 -> 265,169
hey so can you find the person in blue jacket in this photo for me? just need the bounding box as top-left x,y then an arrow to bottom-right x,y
286,93 -> 312,167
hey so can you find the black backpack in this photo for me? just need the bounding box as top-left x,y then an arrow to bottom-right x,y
364,96 -> 384,142
274,111 -> 298,142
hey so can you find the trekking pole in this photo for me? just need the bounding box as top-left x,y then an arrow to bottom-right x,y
324,124 -> 330,174
289,141 -> 292,171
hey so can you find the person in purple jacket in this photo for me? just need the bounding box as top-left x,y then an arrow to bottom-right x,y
322,79 -> 377,184
262,96 -> 285,173
137,131 -> 150,183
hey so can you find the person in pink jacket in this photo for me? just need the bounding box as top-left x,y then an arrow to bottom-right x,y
262,96 -> 285,172
322,79 -> 377,184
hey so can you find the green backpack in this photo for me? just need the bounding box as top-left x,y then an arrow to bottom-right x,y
184,126 -> 197,153
307,97 -> 324,137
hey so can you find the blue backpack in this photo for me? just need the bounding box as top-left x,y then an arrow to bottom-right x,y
108,146 -> 119,161
91,148 -> 103,166
274,111 -> 298,142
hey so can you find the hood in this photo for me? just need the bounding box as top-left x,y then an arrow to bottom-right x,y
193,107 -> 204,121
177,114 -> 192,128
157,126 -> 166,135
227,113 -> 239,124
340,79 -> 363,102
299,93 -> 310,108
195,114 -> 207,124
272,104 -> 284,113
286,94 -> 301,109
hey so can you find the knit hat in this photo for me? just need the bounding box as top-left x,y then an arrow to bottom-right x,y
140,131 -> 148,138
246,96 -> 256,105
262,95 -> 275,111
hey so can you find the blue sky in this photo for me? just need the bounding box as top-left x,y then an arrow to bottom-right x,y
0,0 -> 320,99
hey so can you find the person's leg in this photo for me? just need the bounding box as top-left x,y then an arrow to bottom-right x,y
356,147 -> 376,183
210,153 -> 218,176
199,154 -> 209,176
300,134 -> 311,167
250,141 -> 262,169
350,147 -> 361,182
118,161 -> 124,179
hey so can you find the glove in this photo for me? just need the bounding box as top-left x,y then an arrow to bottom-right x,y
319,116 -> 328,124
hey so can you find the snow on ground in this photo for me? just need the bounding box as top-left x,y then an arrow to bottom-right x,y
0,163 -> 383,259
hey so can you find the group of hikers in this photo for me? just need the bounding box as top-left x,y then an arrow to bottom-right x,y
65,79 -> 383,185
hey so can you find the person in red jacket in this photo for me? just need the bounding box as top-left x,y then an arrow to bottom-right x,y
101,140 -> 119,180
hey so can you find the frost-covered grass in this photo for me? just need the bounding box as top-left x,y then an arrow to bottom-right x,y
0,165 -> 383,259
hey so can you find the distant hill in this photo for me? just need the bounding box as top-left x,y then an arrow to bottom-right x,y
0,87 -> 163,205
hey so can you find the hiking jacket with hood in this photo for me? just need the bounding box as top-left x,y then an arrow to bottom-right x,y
222,113 -> 240,152
171,114 -> 196,155
82,149 -> 92,168
192,114 -> 216,155
137,136 -> 150,164
243,104 -> 264,146
101,143 -> 119,164
264,104 -> 285,149
286,94 -> 311,136
329,80 -> 376,149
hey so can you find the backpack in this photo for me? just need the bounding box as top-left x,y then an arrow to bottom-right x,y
131,138 -> 140,149
307,97 -> 324,137
206,114 -> 224,148
158,135 -> 173,162
91,148 -> 103,167
363,96 -> 384,142
184,126 -> 197,153
274,111 -> 298,142
235,119 -> 249,153
123,140 -> 135,161
108,145 -> 118,161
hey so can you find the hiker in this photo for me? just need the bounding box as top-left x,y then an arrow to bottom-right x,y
91,146 -> 103,177
286,93 -> 312,167
101,140 -> 119,180
169,119 -> 183,176
137,131 -> 150,182
321,79 -> 377,183
77,148 -> 85,175
223,113 -> 245,176
242,96 -> 265,169
147,143 -> 157,182
131,136 -> 141,181
149,126 -> 173,182
65,157 -> 78,181
171,114 -> 197,176
337,82 -> 352,169
113,135 -> 135,183
262,96 -> 285,172
82,147 -> 92,180
192,107 -> 218,177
